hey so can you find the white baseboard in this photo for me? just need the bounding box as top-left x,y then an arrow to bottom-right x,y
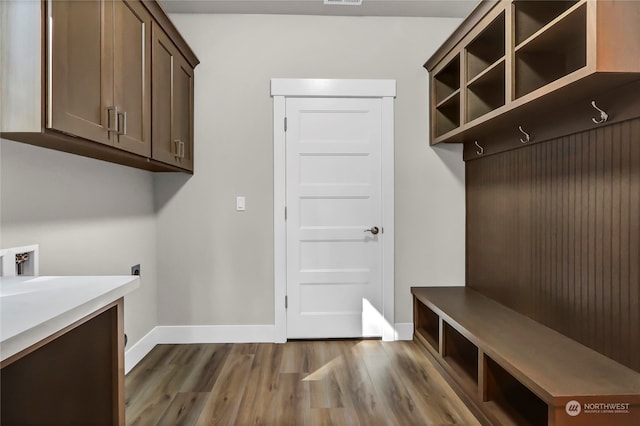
125,323 -> 411,373
125,327 -> 159,374
156,324 -> 276,344
394,322 -> 414,340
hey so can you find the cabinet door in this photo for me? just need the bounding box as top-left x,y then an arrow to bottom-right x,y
48,0 -> 113,145
172,54 -> 195,171
113,0 -> 151,156
151,23 -> 194,171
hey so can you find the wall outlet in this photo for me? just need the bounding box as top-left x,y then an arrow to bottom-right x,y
131,264 -> 141,276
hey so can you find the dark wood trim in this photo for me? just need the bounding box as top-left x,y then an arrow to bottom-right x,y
142,0 -> 200,68
412,287 -> 640,425
114,298 -> 125,425
1,299 -> 123,369
424,0 -> 499,71
1,299 -> 125,425
1,131 -> 193,173
465,118 -> 640,373
462,78 -> 640,161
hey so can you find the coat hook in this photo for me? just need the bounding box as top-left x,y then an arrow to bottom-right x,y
591,101 -> 609,124
518,125 -> 531,144
474,140 -> 484,156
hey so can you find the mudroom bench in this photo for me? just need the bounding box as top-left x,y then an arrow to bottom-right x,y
411,286 -> 640,426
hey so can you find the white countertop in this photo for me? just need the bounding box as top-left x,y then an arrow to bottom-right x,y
0,275 -> 140,362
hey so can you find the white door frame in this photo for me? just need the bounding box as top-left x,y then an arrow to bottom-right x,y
271,78 -> 396,342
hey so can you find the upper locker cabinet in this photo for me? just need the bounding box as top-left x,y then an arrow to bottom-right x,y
49,0 -> 151,156
151,23 -> 195,172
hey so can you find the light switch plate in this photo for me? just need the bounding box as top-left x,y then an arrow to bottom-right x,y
236,196 -> 246,211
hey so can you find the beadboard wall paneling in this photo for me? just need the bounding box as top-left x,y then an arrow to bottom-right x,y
466,118 -> 640,373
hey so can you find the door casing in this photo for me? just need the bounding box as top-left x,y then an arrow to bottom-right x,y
271,78 -> 396,342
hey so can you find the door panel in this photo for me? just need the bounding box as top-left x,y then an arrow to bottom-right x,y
286,98 -> 383,339
173,55 -> 194,171
151,24 -> 194,171
49,0 -> 112,144
151,23 -> 174,164
113,0 -> 151,156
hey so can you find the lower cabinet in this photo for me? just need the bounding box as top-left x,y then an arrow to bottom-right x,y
151,22 -> 195,172
1,300 -> 125,425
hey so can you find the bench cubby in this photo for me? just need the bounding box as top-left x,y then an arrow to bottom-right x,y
412,286 -> 640,425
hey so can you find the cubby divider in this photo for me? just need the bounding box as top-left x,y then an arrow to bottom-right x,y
466,12 -> 505,81
514,0 -> 580,46
412,287 -> 640,426
426,0 -> 640,145
433,55 -> 460,105
514,3 -> 587,98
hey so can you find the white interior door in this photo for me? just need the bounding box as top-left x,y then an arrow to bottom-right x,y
286,97 -> 383,339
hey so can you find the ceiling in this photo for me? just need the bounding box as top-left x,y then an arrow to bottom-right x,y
159,0 -> 479,18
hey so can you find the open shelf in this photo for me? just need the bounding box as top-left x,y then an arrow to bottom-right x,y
443,322 -> 478,392
466,59 -> 505,122
415,302 -> 440,353
434,55 -> 460,105
426,0 -> 640,146
514,0 -> 580,46
514,3 -> 586,99
466,11 -> 505,81
483,356 -> 547,426
434,94 -> 460,137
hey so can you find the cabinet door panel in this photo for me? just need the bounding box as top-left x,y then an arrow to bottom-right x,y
151,24 -> 194,171
151,24 -> 177,165
49,0 -> 112,144
113,0 -> 151,156
173,55 -> 194,171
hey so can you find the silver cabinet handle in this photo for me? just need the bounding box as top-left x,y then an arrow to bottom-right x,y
117,111 -> 127,136
180,141 -> 185,159
174,139 -> 181,159
107,106 -> 119,138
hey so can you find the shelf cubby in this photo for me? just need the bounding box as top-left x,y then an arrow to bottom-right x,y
483,356 -> 548,426
466,12 -> 505,81
414,302 -> 440,352
514,3 -> 586,99
514,0 -> 580,46
413,287 -> 640,425
426,0 -> 640,146
433,55 -> 461,105
466,59 -> 505,122
435,94 -> 461,137
443,322 -> 478,391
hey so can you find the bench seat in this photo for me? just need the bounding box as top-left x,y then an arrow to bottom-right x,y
412,286 -> 640,425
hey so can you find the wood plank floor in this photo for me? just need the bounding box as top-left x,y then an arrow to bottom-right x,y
125,340 -> 479,425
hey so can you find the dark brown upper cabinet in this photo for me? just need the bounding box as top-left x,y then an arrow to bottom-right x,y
425,0 -> 640,147
50,0 -> 151,157
152,23 -> 195,172
0,0 -> 199,173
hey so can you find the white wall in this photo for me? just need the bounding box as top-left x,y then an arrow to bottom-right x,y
0,14 -> 466,348
156,14 -> 466,327
0,140 -> 158,345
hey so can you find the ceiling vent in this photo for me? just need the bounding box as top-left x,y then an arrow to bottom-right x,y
324,0 -> 363,6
